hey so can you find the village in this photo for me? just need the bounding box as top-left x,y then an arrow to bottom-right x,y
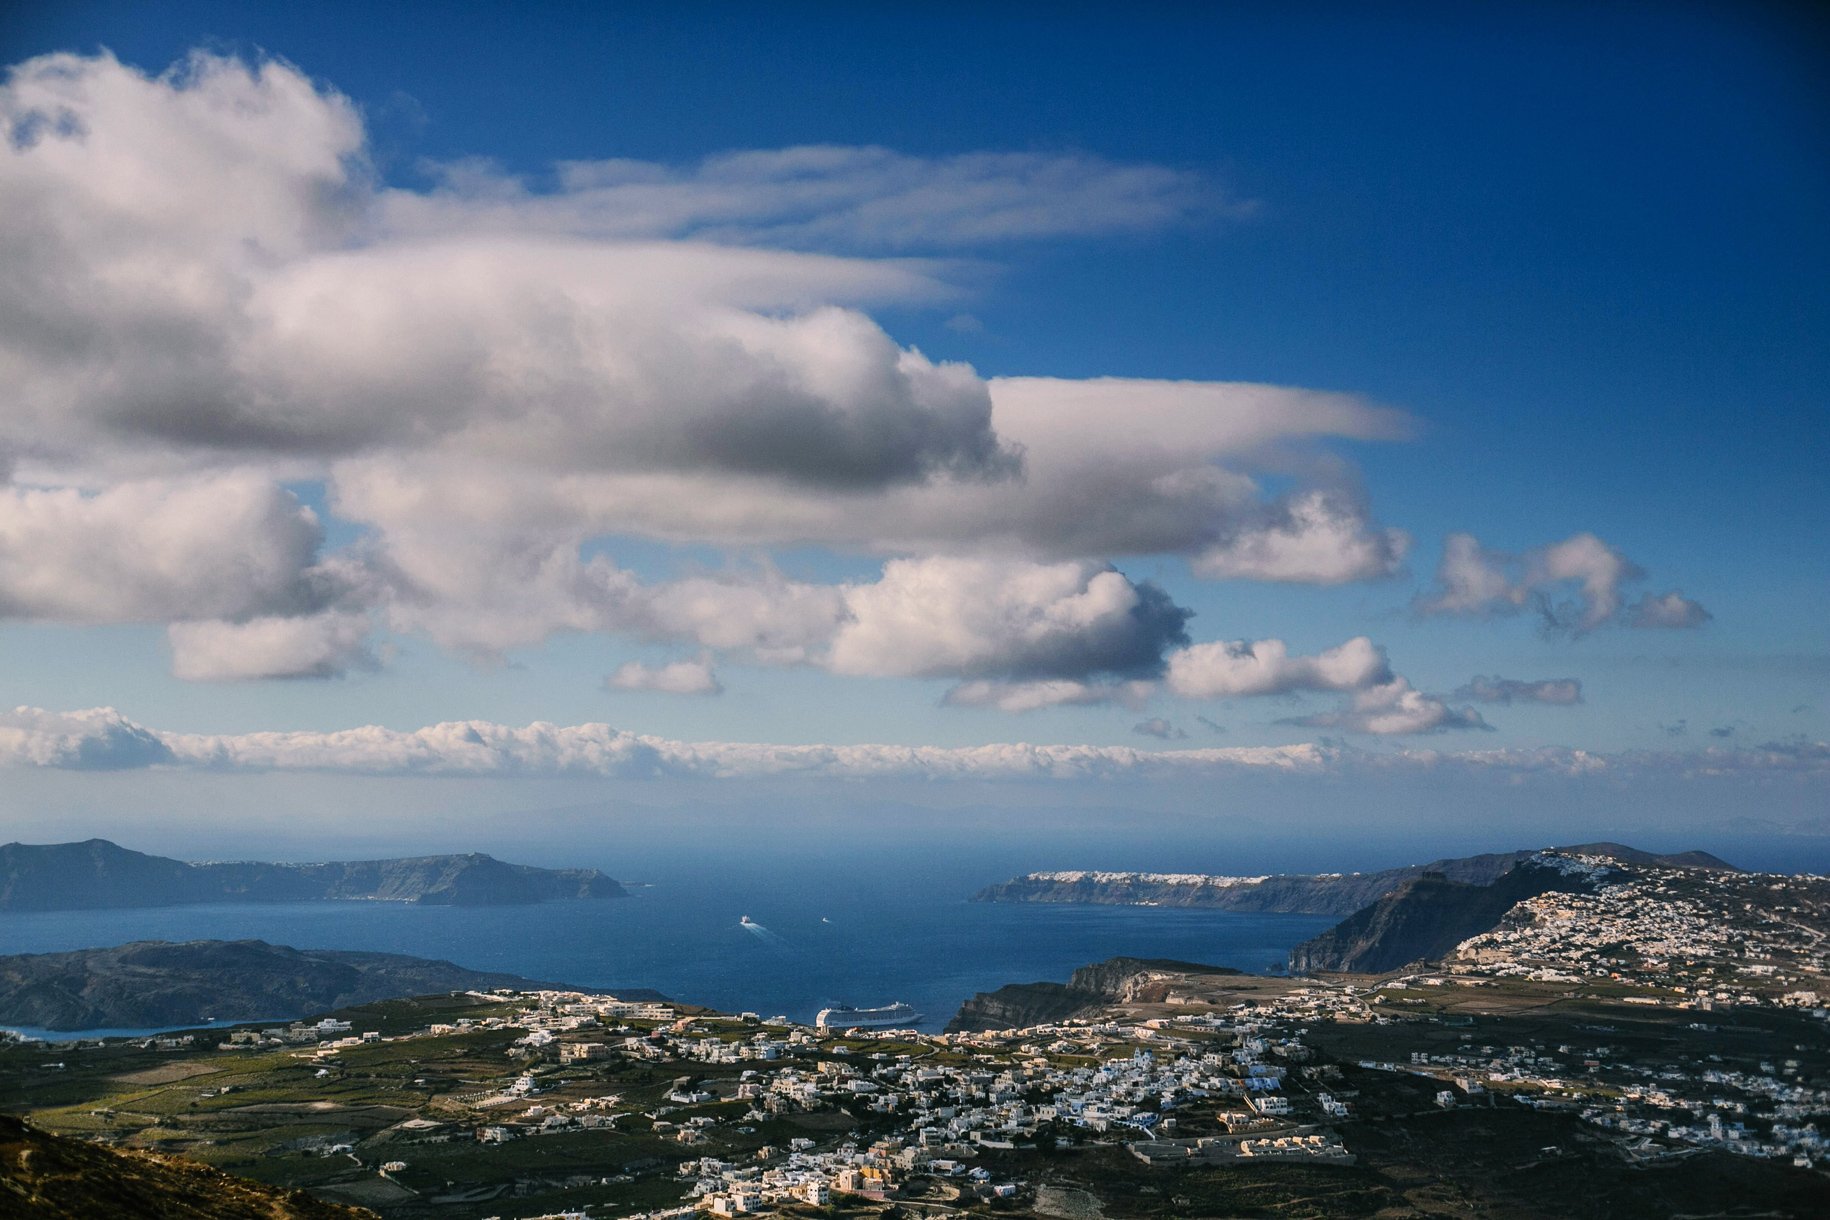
188,949 -> 1826,1217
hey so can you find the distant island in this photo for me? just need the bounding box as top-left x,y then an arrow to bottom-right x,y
0,939 -> 578,1031
972,841 -> 1734,917
0,838 -> 625,911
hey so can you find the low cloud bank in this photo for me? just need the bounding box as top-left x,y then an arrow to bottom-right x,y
1,706 -> 1821,784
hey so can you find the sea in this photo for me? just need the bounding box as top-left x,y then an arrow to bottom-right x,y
0,847 -> 1335,1041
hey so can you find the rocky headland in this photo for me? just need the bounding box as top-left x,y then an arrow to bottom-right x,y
946,956 -> 1242,1032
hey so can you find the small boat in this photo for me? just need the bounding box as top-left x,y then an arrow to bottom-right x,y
739,915 -> 755,925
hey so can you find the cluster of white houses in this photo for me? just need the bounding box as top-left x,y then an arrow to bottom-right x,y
1450,863 -> 1830,1012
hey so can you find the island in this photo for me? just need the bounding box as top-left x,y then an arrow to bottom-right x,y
972,841 -> 1733,917
0,838 -> 625,911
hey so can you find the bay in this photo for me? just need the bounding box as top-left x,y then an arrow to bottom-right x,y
0,852 -> 1334,1037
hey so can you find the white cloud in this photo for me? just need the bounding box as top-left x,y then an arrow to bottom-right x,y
1418,531 -> 1519,617
1529,533 -> 1637,633
1284,678 -> 1491,735
1416,531 -> 1707,635
829,557 -> 1190,682
607,656 -> 723,696
1629,591 -> 1712,629
317,369 -> 1408,568
2,51 -> 1009,489
366,545 -> 1195,693
386,145 -> 1235,251
1454,675 -> 1583,705
1165,635 -> 1391,700
0,704 -> 1821,784
0,706 -> 175,769
1191,488 -> 1409,584
1163,635 -> 1485,735
0,475 -> 337,623
168,611 -> 377,681
364,524 -> 842,662
642,574 -> 846,663
0,704 -> 1340,779
941,678 -> 1154,714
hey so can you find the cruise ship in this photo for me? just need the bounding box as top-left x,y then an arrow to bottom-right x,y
814,1001 -> 922,1030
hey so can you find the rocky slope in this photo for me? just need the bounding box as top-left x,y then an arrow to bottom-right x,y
946,957 -> 1240,1032
1288,856 -> 1619,974
0,838 -> 624,910
0,939 -> 564,1031
974,842 -> 1732,916
0,1112 -> 377,1219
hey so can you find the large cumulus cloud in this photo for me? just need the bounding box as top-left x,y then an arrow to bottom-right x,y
0,48 -> 1431,692
2,51 -> 1010,486
829,558 -> 1190,682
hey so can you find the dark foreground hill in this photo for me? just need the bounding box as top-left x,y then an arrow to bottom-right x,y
0,940 -> 565,1031
973,841 -> 1733,916
0,838 -> 624,911
0,1112 -> 377,1219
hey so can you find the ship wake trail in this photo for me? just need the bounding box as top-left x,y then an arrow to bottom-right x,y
739,920 -> 788,948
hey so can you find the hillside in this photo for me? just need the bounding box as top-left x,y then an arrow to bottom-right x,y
1287,857 -> 1617,974
973,842 -> 1732,916
0,1112 -> 377,1219
0,940 -> 565,1031
0,839 -> 624,911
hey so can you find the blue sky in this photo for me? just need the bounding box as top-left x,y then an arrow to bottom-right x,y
0,2 -> 1825,858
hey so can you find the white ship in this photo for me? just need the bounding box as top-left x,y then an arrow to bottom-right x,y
815,1001 -> 922,1030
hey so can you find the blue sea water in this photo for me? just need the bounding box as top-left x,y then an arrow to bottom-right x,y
0,852 -> 1334,1039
